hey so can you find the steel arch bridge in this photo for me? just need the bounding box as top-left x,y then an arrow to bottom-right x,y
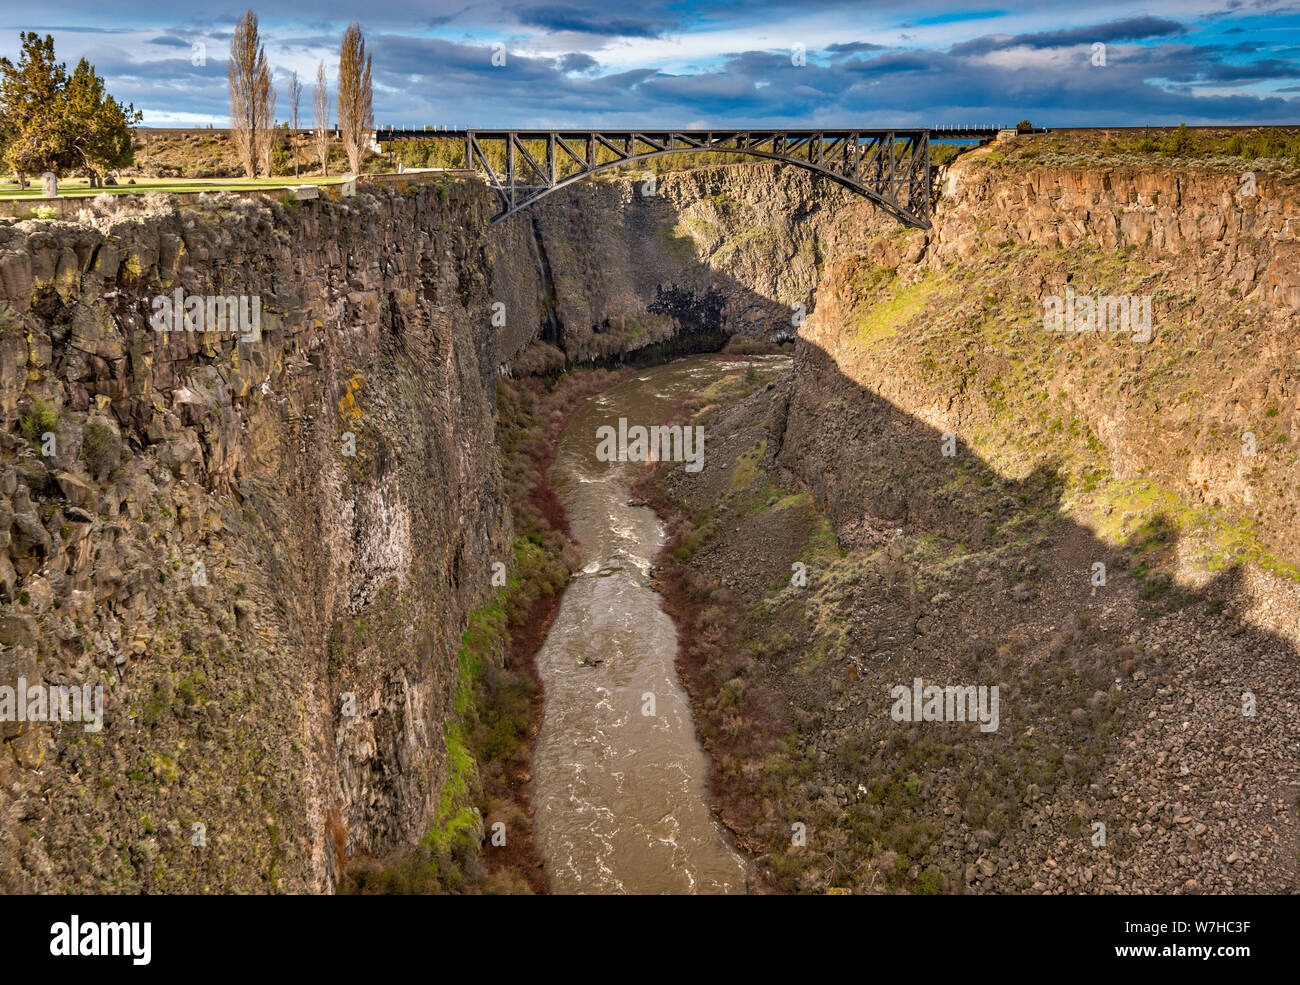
378,127 -> 1006,229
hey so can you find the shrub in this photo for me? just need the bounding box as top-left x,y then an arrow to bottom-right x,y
931,143 -> 962,167
915,865 -> 945,895
393,141 -> 434,169
1162,123 -> 1197,158
18,398 -> 59,439
81,419 -> 121,479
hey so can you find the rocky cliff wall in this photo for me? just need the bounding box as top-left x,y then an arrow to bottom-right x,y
5,147 -> 1297,894
643,152 -> 1300,895
0,159 -> 856,894
0,182 -> 531,892
786,151 -> 1300,636
514,162 -> 877,364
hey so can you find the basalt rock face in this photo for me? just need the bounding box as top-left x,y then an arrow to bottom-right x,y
513,162 -> 877,365
5,150 -> 1297,896
610,154 -> 1300,895
935,161 -> 1300,305
0,184 -> 528,893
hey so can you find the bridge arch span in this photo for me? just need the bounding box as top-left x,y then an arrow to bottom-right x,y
491,145 -> 923,227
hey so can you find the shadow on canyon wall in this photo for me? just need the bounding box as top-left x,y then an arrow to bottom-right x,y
500,162 -> 870,370
774,342 -> 1297,890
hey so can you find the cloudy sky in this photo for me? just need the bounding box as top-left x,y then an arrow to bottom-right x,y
2,1 -> 1297,127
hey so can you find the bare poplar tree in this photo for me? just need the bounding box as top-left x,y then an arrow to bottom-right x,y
336,23 -> 373,176
255,56 -> 275,176
287,70 -> 301,177
227,11 -> 261,177
313,60 -> 330,176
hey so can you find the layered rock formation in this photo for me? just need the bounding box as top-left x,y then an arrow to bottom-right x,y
516,163 -> 868,363
0,184 -> 520,892
796,149 -> 1300,620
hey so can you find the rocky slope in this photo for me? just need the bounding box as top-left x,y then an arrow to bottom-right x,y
799,146 -> 1300,627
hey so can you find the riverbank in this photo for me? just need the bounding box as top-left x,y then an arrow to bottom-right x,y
480,369 -> 636,892
528,353 -> 777,892
340,366 -> 632,893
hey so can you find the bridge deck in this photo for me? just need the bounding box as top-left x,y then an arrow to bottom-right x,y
379,126 -> 1016,141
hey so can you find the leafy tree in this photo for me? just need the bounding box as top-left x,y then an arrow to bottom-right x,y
227,10 -> 277,178
313,60 -> 330,176
62,58 -> 139,182
255,55 -> 275,176
0,32 -> 140,183
337,23 -> 373,176
287,70 -> 301,177
228,11 -> 265,177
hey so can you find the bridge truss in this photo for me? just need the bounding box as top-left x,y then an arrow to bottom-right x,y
380,128 -> 961,228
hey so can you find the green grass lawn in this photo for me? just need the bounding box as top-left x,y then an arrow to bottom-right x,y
0,175 -> 349,200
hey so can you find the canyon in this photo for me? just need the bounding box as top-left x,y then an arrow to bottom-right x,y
0,142 -> 1297,892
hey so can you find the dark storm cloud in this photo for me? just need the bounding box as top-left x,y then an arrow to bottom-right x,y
1197,58 -> 1300,83
558,51 -> 599,73
825,41 -> 886,55
514,5 -> 673,39
950,16 -> 1188,56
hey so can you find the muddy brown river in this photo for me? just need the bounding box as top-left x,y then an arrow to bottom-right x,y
531,353 -> 789,893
